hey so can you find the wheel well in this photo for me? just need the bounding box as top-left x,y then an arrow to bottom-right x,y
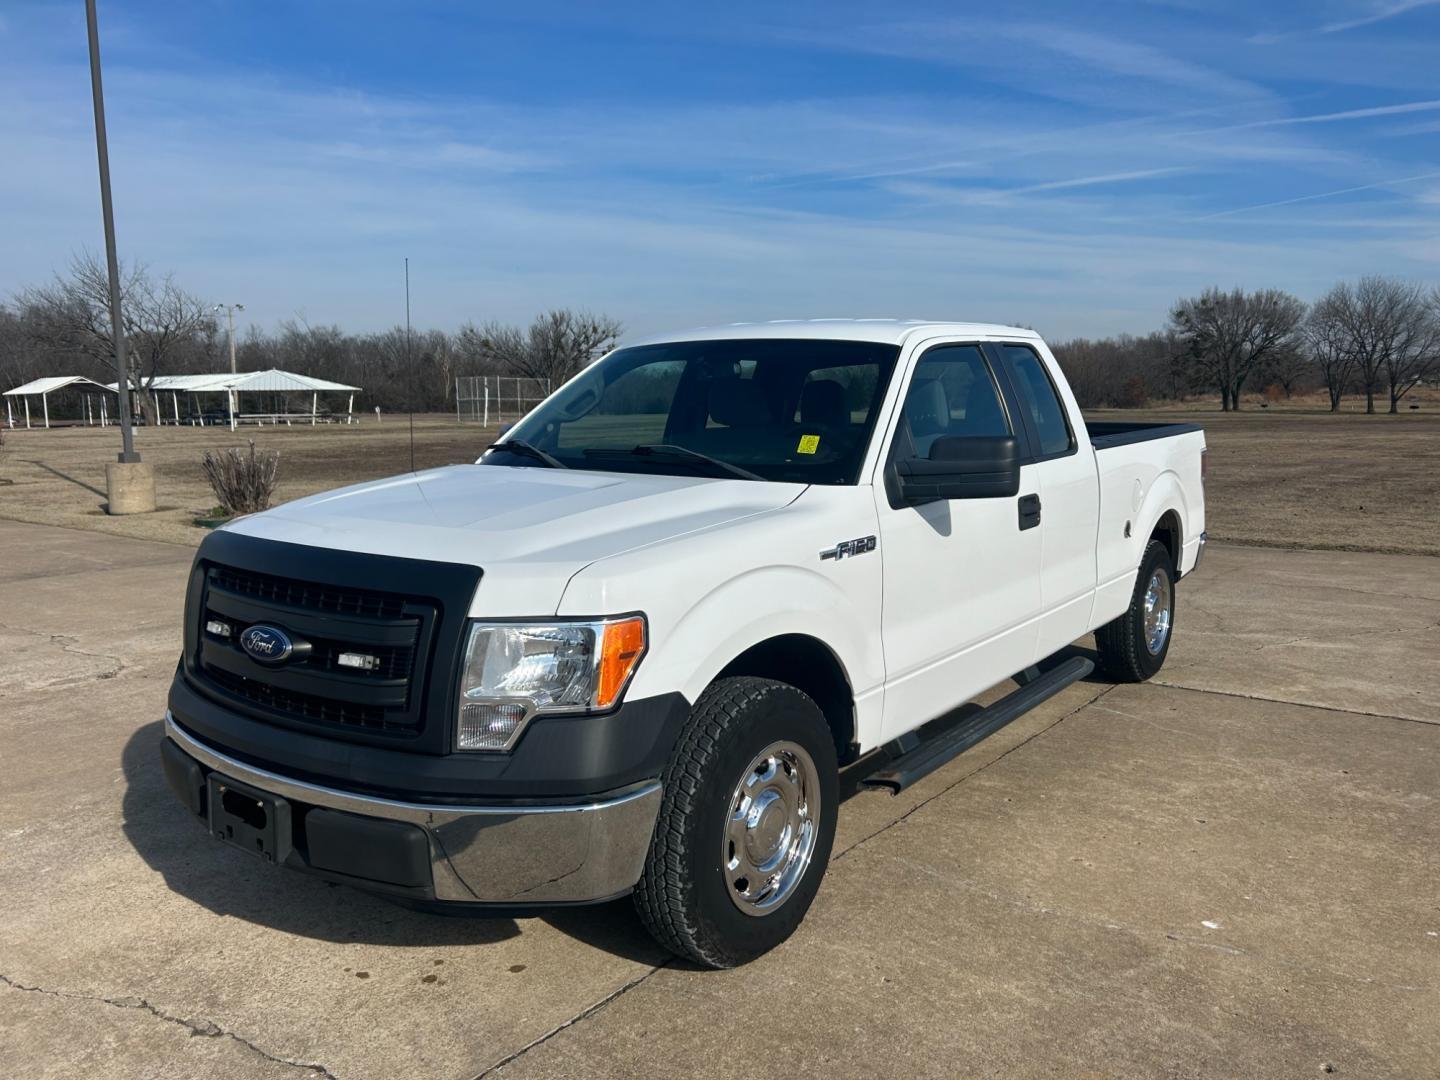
1151,510 -> 1182,570
716,634 -> 857,762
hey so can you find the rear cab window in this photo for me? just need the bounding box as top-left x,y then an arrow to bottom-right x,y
996,343 -> 1074,459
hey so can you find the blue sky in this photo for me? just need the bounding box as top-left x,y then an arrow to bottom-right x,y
2,1 -> 1438,342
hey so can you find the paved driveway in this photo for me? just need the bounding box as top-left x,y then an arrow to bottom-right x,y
1,520 -> 1435,1079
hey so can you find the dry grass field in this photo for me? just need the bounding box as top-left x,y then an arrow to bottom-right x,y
1,397 -> 1437,554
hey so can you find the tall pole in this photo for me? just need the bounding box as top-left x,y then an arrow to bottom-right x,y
405,257 -> 415,473
214,303 -> 244,374
85,0 -> 138,463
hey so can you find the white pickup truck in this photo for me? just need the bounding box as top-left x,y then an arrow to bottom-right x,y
161,320 -> 1206,967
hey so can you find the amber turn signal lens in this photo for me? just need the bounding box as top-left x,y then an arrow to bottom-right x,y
596,617 -> 646,708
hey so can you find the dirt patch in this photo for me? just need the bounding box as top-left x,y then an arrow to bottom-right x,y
0,416 -> 497,547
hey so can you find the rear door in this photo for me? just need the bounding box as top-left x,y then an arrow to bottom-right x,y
988,341 -> 1101,656
873,339 -> 1044,742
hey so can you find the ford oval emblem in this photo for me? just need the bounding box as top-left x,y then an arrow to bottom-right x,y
239,624 -> 294,665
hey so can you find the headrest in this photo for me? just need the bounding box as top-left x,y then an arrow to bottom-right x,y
799,379 -> 847,428
905,379 -> 950,438
709,380 -> 773,428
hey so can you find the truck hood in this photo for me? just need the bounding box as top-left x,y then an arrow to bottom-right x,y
224,464 -> 802,607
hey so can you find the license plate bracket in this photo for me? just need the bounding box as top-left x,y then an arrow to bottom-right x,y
207,774 -> 292,864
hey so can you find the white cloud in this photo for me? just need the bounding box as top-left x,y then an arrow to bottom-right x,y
1208,98 -> 1440,131
1195,172 -> 1440,220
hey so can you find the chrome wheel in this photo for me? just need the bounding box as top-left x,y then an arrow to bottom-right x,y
1143,567 -> 1173,655
722,740 -> 821,916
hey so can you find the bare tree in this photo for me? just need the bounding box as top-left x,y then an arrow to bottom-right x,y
1315,276 -> 1438,414
18,252 -> 213,422
457,309 -> 621,388
1256,341 -> 1311,398
1380,282 -> 1440,413
1169,287 -> 1306,411
1304,291 -> 1358,412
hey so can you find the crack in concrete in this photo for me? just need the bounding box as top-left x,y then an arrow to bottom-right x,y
468,963 -> 671,1079
0,973 -> 338,1079
1255,617 -> 1440,653
1150,680 -> 1439,728
0,617 -> 128,683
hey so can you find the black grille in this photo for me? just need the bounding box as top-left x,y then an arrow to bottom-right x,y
209,565 -> 408,619
205,667 -> 395,730
194,564 -> 434,740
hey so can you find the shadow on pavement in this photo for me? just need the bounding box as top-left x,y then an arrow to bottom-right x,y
22,459 -> 107,500
119,720 -> 662,962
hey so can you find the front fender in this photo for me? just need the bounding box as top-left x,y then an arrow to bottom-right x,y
625,563 -> 880,710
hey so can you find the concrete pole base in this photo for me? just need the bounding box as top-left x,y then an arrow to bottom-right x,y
105,461 -> 156,515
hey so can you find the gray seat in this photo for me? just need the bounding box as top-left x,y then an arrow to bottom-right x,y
904,379 -> 950,458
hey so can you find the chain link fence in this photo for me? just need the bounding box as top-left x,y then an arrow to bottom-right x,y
455,376 -> 553,426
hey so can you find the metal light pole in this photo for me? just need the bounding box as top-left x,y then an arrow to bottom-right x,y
214,303 -> 244,429
213,303 -> 245,374
85,0 -> 138,464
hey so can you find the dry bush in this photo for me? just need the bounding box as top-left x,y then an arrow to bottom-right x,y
202,441 -> 279,515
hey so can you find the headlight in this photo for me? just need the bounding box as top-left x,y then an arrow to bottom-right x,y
455,616 -> 646,751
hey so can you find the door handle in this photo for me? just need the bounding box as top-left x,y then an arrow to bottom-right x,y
1018,493 -> 1041,531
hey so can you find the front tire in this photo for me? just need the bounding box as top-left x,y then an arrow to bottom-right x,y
1095,538 -> 1176,682
633,677 -> 838,968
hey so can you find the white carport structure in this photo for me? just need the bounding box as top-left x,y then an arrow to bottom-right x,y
4,376 -> 117,429
111,369 -> 362,431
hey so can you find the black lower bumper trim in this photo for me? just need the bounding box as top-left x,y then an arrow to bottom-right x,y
168,670 -> 690,802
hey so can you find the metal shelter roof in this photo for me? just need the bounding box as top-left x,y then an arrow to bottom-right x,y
106,369 -> 362,393
4,376 -> 116,397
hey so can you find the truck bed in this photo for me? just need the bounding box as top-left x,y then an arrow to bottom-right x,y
1087,420 -> 1203,451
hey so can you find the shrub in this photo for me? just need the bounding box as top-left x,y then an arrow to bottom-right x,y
202,441 -> 279,515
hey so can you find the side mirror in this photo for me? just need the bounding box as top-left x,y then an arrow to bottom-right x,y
894,435 -> 1020,505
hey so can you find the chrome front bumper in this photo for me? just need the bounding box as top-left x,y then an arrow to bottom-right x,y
164,713 -> 662,905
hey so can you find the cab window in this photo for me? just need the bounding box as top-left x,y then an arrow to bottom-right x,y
895,345 -> 1011,460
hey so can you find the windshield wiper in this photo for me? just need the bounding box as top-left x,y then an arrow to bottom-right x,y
487,439 -> 569,469
583,444 -> 765,482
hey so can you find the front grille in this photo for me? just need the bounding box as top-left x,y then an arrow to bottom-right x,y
209,565 -> 408,619
205,666 -> 394,730
194,564 -> 436,740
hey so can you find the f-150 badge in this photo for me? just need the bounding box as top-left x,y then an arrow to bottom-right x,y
819,535 -> 877,561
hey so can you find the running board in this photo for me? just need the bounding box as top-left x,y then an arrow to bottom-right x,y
861,656 -> 1094,795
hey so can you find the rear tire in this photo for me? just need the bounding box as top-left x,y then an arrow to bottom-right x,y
1095,539 -> 1176,683
633,676 -> 838,968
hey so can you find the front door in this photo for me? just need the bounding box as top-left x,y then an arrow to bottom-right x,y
874,341 -> 1043,742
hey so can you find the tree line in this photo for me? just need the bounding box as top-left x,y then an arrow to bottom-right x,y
3,254 -> 1436,418
1052,277 -> 1440,413
0,253 -> 621,421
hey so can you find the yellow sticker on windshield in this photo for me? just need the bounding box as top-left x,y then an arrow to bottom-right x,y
797,434 -> 820,455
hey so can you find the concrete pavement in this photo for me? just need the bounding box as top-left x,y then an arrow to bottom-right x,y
0,520 -> 1435,1079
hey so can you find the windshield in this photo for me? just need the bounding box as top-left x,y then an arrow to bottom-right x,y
486,338 -> 901,484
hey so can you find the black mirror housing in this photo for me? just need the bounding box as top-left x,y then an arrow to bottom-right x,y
894,435 -> 1020,504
